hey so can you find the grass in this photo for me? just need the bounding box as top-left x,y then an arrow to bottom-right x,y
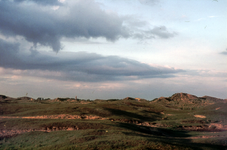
1,127 -> 225,150
1,94 -> 227,149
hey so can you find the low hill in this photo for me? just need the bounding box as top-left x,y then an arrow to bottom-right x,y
151,93 -> 224,110
0,95 -> 8,100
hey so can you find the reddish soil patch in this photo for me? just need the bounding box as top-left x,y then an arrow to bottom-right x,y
186,135 -> 227,139
0,126 -> 81,138
0,114 -> 108,120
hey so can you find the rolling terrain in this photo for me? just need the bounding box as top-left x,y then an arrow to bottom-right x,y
0,93 -> 227,150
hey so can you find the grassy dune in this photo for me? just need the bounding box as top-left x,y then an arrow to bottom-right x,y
0,93 -> 227,149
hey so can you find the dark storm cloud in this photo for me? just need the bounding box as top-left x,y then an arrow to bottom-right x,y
0,0 -> 176,52
0,39 -> 183,82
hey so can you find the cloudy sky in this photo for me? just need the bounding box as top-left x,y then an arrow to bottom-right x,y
0,0 -> 226,100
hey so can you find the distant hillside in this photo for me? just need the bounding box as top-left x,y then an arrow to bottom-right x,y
151,93 -> 225,110
201,95 -> 225,102
0,95 -> 8,100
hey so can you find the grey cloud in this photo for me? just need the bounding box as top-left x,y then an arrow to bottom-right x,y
139,0 -> 159,6
149,26 -> 177,38
0,1 -> 63,52
14,0 -> 62,5
123,16 -> 177,39
122,17 -> 149,28
0,0 -> 176,52
220,52 -> 227,55
180,69 -> 227,78
0,0 -> 129,52
131,26 -> 176,40
0,39 -> 183,82
0,39 -> 20,66
220,49 -> 227,55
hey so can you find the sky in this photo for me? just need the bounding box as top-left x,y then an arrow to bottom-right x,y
0,0 -> 226,100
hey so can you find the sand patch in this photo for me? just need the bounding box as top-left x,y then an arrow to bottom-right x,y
209,123 -> 227,130
215,107 -> 220,110
135,98 -> 141,102
194,115 -> 206,118
166,114 -> 174,116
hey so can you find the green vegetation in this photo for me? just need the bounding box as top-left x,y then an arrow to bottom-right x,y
0,93 -> 227,149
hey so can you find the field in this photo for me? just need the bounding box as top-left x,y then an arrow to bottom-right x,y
0,93 -> 227,150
